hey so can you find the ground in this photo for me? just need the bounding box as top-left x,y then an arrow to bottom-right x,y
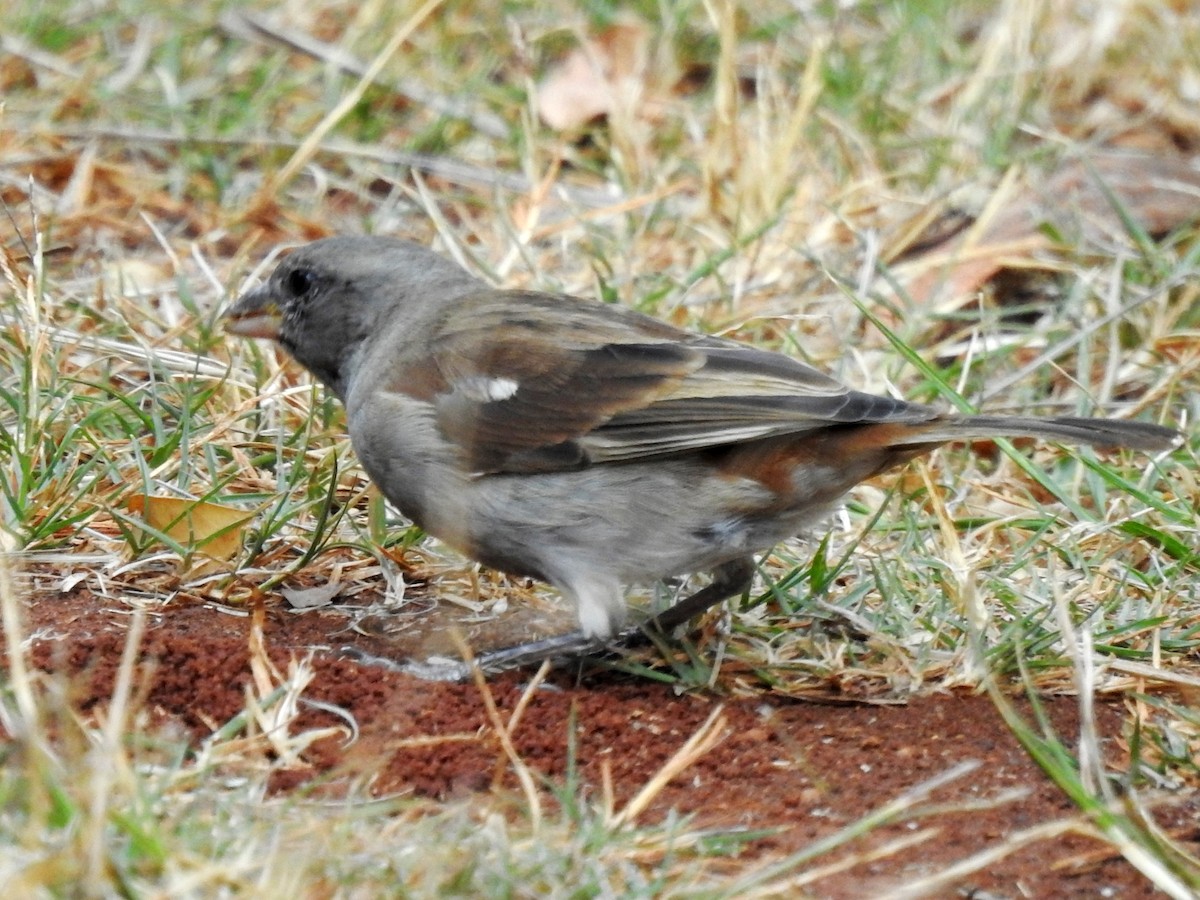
21,579 -> 1198,897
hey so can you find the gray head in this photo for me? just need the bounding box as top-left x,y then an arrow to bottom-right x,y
225,236 -> 483,399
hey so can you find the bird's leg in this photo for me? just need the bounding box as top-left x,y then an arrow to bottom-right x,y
339,630 -> 613,681
459,559 -> 755,675
645,557 -> 755,634
341,557 -> 757,680
462,630 -> 613,674
441,559 -> 757,675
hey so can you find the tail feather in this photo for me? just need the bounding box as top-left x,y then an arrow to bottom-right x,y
897,415 -> 1181,453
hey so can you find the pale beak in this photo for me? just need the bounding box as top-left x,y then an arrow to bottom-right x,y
224,284 -> 282,339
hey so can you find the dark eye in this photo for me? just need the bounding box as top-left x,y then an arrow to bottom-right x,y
285,267 -> 315,297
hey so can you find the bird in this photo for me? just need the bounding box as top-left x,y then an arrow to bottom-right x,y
224,235 -> 1181,675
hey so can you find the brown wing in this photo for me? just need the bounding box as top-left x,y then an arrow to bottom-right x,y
407,291 -> 938,474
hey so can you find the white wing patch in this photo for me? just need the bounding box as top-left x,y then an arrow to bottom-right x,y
461,376 -> 520,402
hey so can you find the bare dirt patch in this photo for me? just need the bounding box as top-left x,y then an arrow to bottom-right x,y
18,584 -> 1198,897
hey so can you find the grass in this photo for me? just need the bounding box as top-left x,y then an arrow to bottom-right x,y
2,0 -> 1199,894
0,589 -> 738,897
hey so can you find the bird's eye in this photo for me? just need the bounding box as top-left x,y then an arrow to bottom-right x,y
285,268 -> 315,297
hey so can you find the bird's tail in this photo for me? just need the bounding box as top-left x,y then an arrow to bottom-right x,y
896,415 -> 1181,453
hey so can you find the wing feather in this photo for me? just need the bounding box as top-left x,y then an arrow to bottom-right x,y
402,290 -> 937,473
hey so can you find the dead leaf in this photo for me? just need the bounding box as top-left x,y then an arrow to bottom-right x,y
900,150 -> 1200,309
281,581 -> 342,610
1034,151 -> 1200,244
537,17 -> 650,131
127,495 -> 256,561
102,257 -> 172,298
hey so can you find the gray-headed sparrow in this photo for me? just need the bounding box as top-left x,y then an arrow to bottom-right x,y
226,236 -> 1181,675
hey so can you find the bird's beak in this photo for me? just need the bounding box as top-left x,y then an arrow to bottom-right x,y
223,284 -> 283,339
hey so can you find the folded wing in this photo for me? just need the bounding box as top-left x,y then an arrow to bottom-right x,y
400,291 -> 938,474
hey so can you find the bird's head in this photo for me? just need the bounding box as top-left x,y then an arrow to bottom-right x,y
225,236 -> 481,400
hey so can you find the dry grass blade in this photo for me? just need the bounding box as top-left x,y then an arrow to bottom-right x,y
732,759 -> 986,894
42,126 -> 621,204
245,606 -> 341,765
224,10 -> 508,139
761,828 -> 940,895
1,34 -> 80,78
607,705 -> 729,829
0,532 -> 37,733
878,818 -> 1091,900
259,0 -> 448,200
454,631 -> 544,831
84,607 -> 146,883
1104,659 -> 1200,690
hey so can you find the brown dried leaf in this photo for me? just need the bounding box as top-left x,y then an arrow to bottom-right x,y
1034,151 -> 1200,243
537,17 -> 650,131
127,495 -> 256,561
101,258 -> 172,298
902,151 -> 1200,308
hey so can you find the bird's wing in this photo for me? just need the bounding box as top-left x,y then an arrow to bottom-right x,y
384,290 -> 937,474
